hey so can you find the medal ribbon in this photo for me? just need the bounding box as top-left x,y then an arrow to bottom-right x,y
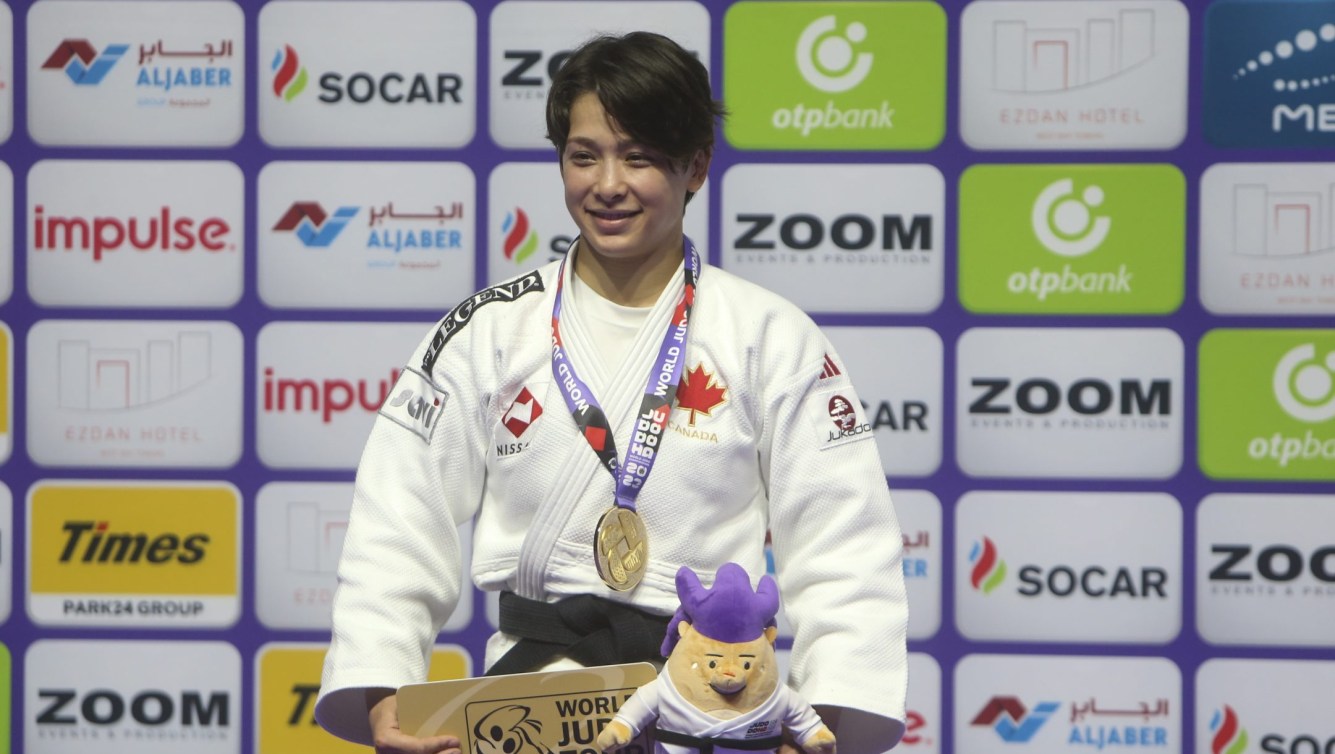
551,237 -> 699,512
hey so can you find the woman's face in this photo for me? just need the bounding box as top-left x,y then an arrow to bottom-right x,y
560,92 -> 708,269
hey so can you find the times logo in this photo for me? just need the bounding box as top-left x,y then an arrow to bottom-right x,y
489,1 -> 710,148
259,1 -> 476,147
722,164 -> 943,314
27,1 -> 243,146
25,639 -> 239,754
28,160 -> 243,308
956,328 -> 1183,478
957,492 -> 1181,644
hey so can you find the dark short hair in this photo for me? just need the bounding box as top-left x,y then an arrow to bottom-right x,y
546,31 -> 726,171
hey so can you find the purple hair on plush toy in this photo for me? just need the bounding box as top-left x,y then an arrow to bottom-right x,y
661,562 -> 780,656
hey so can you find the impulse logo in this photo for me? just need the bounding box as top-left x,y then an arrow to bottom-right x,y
1210,706 -> 1249,754
502,208 -> 538,264
264,366 -> 398,424
34,204 -> 234,262
971,696 -> 1060,742
272,202 -> 358,248
969,537 -> 1006,594
271,45 -> 308,101
41,39 -> 128,84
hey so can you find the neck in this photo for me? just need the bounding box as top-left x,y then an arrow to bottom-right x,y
572,237 -> 684,307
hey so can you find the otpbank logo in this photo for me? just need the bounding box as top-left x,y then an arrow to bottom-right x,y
41,40 -> 128,84
489,1 -> 711,149
25,320 -> 244,468
960,1 -> 1189,150
1205,1 -> 1335,147
27,160 -> 244,309
25,639 -> 239,754
956,328 -> 1184,479
724,2 -> 946,150
255,643 -> 470,754
26,481 -> 241,628
257,322 -> 435,469
955,654 -> 1180,753
1210,706 -> 1249,754
487,162 -> 708,284
258,2 -> 476,147
957,492 -> 1181,644
27,1 -> 243,147
1199,163 -> 1335,315
258,162 -> 475,309
1199,330 -> 1335,480
958,164 -> 1185,314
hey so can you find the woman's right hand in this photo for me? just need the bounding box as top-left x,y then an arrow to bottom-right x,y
367,689 -> 463,754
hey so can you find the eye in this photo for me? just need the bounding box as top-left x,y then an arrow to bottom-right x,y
708,660 -> 717,669
744,662 -> 752,670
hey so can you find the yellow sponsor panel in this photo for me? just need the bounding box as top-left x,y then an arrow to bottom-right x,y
30,482 -> 238,595
257,644 -> 471,754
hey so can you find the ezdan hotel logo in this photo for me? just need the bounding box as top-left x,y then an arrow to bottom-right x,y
41,39 -> 128,84
724,2 -> 945,149
1205,1 -> 1335,147
958,165 -> 1185,314
1199,330 -> 1335,480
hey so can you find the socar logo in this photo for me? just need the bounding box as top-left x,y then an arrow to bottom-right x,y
1210,705 -> 1248,754
272,45 -> 309,102
969,536 -> 1006,594
502,208 -> 538,264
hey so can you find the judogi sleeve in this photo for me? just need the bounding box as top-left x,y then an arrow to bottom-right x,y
314,318 -> 490,746
758,329 -> 910,754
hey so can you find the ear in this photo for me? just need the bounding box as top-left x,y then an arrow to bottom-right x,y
764,626 -> 778,646
685,148 -> 711,193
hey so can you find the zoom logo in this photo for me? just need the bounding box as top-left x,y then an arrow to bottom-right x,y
1274,343 -> 1335,422
796,16 -> 873,93
1032,179 -> 1111,257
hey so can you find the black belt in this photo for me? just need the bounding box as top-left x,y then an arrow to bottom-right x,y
485,591 -> 671,676
655,728 -> 785,754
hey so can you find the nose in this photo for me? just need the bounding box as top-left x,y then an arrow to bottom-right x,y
594,161 -> 627,203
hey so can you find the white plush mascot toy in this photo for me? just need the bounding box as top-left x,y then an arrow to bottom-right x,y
596,563 -> 836,754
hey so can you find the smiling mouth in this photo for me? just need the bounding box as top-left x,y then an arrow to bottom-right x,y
709,680 -> 746,696
589,209 -> 639,221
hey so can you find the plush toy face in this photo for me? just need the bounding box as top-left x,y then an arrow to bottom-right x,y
666,622 -> 781,719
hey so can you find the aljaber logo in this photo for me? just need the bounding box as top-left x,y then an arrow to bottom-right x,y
41,39 -> 129,85
273,202 -> 358,247
971,696 -> 1060,743
1205,3 -> 1335,146
796,16 -> 873,93
969,537 -> 1006,594
1032,179 -> 1111,258
271,45 -> 308,101
502,208 -> 538,264
1210,705 -> 1249,754
1274,343 -> 1335,422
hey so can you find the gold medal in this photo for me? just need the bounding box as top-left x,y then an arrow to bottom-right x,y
594,507 -> 649,591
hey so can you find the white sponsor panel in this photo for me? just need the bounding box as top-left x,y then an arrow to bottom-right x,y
960,0 -> 1188,149
25,639 -> 240,753
0,483 -> 11,625
258,161 -> 475,309
1,321 -> 11,463
822,327 -> 942,476
895,490 -> 941,640
955,654 -> 1180,754
257,321 -> 433,469
0,163 -> 12,304
903,652 -> 941,753
722,164 -> 944,314
259,1 -> 476,147
489,1 -> 711,148
1200,163 -> 1335,314
1196,659 -> 1335,754
1197,493 -> 1335,647
956,327 -> 1183,478
487,161 -> 709,285
28,160 -> 244,308
957,491 -> 1181,643
255,481 -> 473,631
0,4 -> 12,143
27,0 -> 244,147
26,320 -> 243,467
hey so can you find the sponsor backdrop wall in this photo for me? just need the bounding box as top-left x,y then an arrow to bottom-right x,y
0,0 -> 1332,752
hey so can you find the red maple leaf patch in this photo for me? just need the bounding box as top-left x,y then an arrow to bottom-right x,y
675,363 -> 727,426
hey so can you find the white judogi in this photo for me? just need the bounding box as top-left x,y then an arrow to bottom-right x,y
613,668 -> 826,754
314,245 -> 909,752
